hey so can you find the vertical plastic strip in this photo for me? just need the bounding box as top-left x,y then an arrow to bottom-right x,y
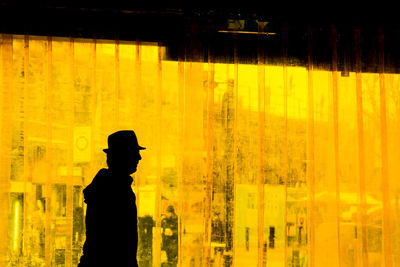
331,25 -> 342,266
378,28 -> 393,267
177,42 -> 185,267
135,42 -> 142,126
257,20 -> 266,267
232,33 -> 239,267
0,34 -> 13,267
65,37 -> 75,267
282,22 -> 289,267
22,35 -> 30,262
115,39 -> 120,129
203,45 -> 215,267
153,44 -> 163,267
45,35 -> 54,267
90,39 -> 97,185
354,27 -> 369,267
307,25 -> 316,267
134,43 -> 141,214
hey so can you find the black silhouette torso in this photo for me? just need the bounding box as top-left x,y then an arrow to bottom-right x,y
78,168 -> 138,267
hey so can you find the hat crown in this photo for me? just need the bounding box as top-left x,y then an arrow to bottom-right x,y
104,130 -> 145,152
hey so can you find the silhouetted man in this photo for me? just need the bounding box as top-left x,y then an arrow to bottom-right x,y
78,130 -> 145,267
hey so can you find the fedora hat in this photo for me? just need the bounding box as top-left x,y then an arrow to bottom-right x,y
103,130 -> 146,153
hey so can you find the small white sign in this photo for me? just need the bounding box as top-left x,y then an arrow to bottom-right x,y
73,126 -> 91,162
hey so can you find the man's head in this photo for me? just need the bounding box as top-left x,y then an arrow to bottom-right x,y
104,130 -> 145,175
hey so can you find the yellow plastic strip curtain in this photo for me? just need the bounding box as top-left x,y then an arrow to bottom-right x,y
1,24 -> 400,267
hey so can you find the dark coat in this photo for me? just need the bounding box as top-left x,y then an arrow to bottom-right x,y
78,168 -> 138,267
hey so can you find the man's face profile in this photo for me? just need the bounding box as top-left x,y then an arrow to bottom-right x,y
107,149 -> 142,175
127,149 -> 142,174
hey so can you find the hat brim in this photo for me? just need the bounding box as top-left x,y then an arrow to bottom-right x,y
103,146 -> 146,153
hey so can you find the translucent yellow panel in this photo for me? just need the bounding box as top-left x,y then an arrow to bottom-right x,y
386,73 -> 400,266
285,67 -> 309,267
313,70 -> 340,266
335,72 -> 358,267
362,73 -> 384,267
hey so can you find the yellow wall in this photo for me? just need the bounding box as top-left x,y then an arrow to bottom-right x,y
1,33 -> 400,267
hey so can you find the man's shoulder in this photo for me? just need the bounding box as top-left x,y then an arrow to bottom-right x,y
83,169 -> 110,203
95,168 -> 110,178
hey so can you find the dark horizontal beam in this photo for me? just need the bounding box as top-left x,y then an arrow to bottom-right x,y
0,5 -> 185,41
1,5 -> 400,73
1,5 -> 398,37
